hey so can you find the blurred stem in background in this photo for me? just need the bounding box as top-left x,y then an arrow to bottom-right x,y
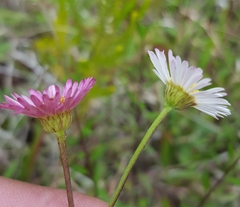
19,122 -> 43,181
108,105 -> 172,207
196,148 -> 240,207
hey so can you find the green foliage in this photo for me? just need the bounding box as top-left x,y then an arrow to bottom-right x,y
0,0 -> 240,206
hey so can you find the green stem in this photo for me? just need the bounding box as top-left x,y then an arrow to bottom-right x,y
55,131 -> 75,207
108,105 -> 172,207
196,149 -> 240,207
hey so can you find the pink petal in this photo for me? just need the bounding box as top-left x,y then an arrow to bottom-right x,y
29,89 -> 43,102
62,79 -> 73,97
47,85 -> 57,99
69,77 -> 96,109
0,77 -> 96,118
42,94 -> 56,114
30,95 -> 43,107
4,95 -> 24,108
71,82 -> 79,97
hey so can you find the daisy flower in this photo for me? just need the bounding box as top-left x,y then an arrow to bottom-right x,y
148,49 -> 231,119
0,77 -> 96,133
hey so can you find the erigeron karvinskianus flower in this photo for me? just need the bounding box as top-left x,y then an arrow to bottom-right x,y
0,77 -> 96,206
148,49 -> 231,119
0,77 -> 96,133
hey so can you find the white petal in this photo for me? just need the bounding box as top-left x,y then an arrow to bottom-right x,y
155,49 -> 171,82
148,48 -> 231,119
188,78 -> 211,92
183,68 -> 203,90
168,50 -> 177,83
148,50 -> 170,84
178,60 -> 189,86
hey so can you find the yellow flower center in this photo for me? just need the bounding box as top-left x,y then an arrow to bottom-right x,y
60,96 -> 65,104
188,83 -> 199,94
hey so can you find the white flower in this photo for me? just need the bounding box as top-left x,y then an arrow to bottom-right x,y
148,49 -> 231,119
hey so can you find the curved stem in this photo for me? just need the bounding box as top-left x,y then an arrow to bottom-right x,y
55,131 -> 75,207
108,105 -> 172,207
196,150 -> 240,207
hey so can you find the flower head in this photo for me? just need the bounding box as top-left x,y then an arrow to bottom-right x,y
148,49 -> 231,119
0,77 -> 96,132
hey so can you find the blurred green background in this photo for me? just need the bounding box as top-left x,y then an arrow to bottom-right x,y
0,0 -> 240,206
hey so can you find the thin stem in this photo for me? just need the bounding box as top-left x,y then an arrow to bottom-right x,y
196,150 -> 240,207
55,131 -> 75,207
108,105 -> 172,207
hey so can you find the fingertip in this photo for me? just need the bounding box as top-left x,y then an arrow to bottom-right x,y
0,177 -> 108,207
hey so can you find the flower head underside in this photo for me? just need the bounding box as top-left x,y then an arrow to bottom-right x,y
148,49 -> 231,119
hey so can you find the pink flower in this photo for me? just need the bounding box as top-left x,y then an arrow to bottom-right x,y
0,77 -> 96,133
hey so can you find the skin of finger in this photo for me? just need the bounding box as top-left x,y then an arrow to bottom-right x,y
0,177 -> 108,207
